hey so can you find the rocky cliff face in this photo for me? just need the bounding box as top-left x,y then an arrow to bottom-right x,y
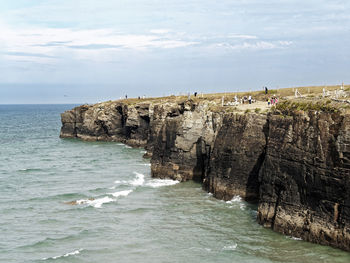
150,101 -> 220,182
60,100 -> 350,251
60,102 -> 151,147
258,112 -> 350,251
203,113 -> 267,202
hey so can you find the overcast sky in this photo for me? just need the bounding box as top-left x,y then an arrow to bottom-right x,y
0,0 -> 349,103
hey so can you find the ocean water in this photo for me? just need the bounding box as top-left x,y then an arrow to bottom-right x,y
0,104 -> 350,263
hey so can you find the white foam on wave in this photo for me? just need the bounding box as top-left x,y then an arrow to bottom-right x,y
288,236 -> 302,241
74,189 -> 133,208
42,249 -> 83,260
226,195 -> 242,203
223,244 -> 237,251
76,196 -> 115,208
124,145 -> 132,149
226,195 -> 246,210
109,189 -> 133,198
131,172 -> 145,186
113,179 -> 130,185
146,179 -> 179,188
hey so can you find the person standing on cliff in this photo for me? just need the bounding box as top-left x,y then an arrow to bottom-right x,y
265,87 -> 268,94
248,95 -> 252,104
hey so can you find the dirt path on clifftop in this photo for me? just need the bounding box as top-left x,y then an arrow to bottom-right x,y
235,101 -> 270,112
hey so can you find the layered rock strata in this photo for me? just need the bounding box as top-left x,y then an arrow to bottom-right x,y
203,113 -> 267,202
257,112 -> 350,251
60,102 -> 151,146
60,100 -> 350,251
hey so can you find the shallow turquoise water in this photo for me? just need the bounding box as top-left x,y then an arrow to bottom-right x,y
0,104 -> 349,263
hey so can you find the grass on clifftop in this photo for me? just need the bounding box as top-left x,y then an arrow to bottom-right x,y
115,84 -> 348,105
97,84 -> 350,115
273,100 -> 339,114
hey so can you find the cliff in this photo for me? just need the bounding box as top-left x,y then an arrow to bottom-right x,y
258,111 -> 350,251
60,98 -> 350,251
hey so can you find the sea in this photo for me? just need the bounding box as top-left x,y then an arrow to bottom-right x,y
0,104 -> 349,263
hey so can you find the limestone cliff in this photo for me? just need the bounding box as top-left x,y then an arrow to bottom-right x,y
60,99 -> 350,251
60,102 -> 151,146
258,111 -> 350,251
203,113 -> 267,202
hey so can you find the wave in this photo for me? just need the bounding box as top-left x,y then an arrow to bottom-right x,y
71,189 -> 133,208
114,172 -> 179,188
222,244 -> 237,251
226,196 -> 242,203
18,168 -> 43,172
42,249 -> 83,260
108,189 -> 133,198
19,231 -> 89,249
146,179 -> 179,188
287,236 -> 303,241
226,195 -> 246,210
76,196 -> 115,208
25,192 -> 84,203
130,172 -> 145,186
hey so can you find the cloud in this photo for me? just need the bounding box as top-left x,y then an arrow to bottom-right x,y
150,29 -> 171,34
4,51 -> 56,58
227,34 -> 258,39
0,22 -> 198,64
66,44 -> 124,50
213,40 -> 293,51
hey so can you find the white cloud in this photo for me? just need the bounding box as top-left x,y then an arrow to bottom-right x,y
150,29 -> 171,34
213,40 -> 293,51
0,22 -> 197,63
227,34 -> 258,39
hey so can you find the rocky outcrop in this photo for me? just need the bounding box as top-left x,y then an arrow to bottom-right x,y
203,113 -> 267,201
150,101 -> 221,182
257,112 -> 350,251
60,99 -> 350,251
60,102 -> 151,147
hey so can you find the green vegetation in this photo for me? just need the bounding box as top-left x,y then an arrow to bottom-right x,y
274,100 -> 339,115
95,84 -> 349,115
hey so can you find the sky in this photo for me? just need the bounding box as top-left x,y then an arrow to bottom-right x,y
0,0 -> 349,103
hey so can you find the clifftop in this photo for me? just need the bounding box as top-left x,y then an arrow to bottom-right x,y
91,84 -> 350,115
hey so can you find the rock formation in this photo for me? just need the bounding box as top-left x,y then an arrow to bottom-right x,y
60,99 -> 350,251
258,111 -> 350,251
